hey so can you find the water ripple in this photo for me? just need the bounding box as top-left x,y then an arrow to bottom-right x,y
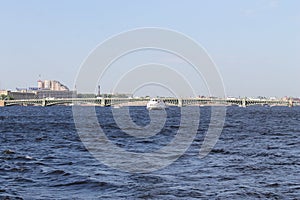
0,106 -> 299,199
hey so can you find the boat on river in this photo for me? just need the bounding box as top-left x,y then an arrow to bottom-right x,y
146,98 -> 167,110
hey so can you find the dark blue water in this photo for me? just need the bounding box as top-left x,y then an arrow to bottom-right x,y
0,106 -> 299,199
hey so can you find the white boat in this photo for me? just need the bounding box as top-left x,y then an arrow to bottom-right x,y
147,98 -> 167,110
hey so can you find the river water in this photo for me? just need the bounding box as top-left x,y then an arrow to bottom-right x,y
0,106 -> 299,199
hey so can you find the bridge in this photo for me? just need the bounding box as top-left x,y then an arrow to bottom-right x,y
0,97 -> 298,107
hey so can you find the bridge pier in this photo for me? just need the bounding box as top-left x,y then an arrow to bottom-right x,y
288,99 -> 294,107
42,99 -> 47,107
0,100 -> 6,107
100,98 -> 106,106
241,98 -> 247,107
178,99 -> 183,107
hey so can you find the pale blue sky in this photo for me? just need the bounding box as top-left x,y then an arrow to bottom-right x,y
0,0 -> 299,97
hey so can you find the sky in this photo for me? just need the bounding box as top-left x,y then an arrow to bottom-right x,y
0,0 -> 299,97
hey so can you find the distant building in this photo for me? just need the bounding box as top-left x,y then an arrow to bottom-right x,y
37,80 -> 69,91
282,96 -> 289,101
34,80 -> 76,99
1,80 -> 77,100
35,90 -> 76,99
0,90 -> 35,100
37,80 -> 44,89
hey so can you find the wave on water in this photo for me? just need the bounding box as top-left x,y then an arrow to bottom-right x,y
0,106 -> 299,199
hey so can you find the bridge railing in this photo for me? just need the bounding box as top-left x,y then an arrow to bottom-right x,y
1,97 -> 295,107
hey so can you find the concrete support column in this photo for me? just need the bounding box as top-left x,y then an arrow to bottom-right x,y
0,100 -> 6,107
288,99 -> 294,107
178,98 -> 183,107
42,99 -> 46,107
101,98 -> 106,106
242,98 -> 247,108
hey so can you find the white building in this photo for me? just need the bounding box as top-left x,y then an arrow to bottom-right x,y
38,80 -> 69,91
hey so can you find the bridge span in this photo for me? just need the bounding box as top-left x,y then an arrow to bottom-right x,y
0,97 -> 298,107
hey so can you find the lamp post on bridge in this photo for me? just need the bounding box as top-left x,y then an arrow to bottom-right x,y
97,85 -> 101,97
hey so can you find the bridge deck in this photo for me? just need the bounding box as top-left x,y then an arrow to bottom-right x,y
1,98 -> 297,107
